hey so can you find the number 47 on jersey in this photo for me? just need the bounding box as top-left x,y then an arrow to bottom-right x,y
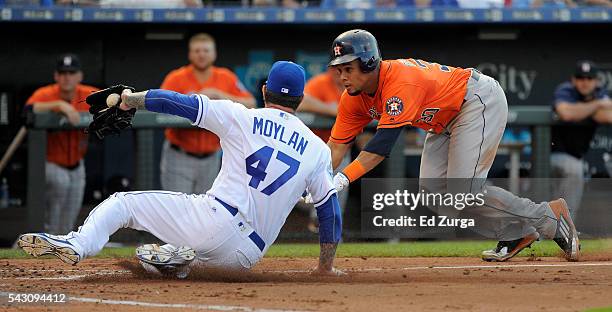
245,146 -> 300,196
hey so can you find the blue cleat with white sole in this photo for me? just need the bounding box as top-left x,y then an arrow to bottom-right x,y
17,233 -> 82,265
136,244 -> 196,279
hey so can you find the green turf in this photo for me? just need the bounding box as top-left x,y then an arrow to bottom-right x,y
1,239 -> 609,260
266,239 -> 611,258
584,307 -> 612,312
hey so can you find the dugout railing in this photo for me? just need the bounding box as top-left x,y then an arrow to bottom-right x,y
20,106 -> 552,232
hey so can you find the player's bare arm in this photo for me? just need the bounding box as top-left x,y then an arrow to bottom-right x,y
592,99 -> 612,123
31,100 -> 81,125
298,94 -> 338,117
353,150 -> 385,173
312,193 -> 344,276
118,88 -> 206,127
200,87 -> 256,108
30,100 -> 70,112
555,100 -> 605,122
231,94 -> 256,108
327,140 -> 352,170
315,243 -> 344,276
121,89 -> 146,110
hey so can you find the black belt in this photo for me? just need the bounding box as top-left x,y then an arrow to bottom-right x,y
214,197 -> 266,252
57,162 -> 81,171
170,144 -> 215,159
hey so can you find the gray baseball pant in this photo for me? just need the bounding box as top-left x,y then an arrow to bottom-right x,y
551,152 -> 584,219
160,140 -> 221,194
419,72 -> 558,241
45,160 -> 85,234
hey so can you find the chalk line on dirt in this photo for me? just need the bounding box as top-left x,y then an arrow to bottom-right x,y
0,291 -> 308,312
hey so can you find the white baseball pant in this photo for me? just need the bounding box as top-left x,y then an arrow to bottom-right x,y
68,191 -> 264,270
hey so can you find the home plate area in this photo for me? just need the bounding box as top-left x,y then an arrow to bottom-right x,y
1,256 -> 612,312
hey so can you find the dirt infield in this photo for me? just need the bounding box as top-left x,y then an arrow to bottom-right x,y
1,256 -> 612,312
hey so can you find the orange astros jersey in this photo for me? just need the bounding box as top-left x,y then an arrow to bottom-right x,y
330,59 -> 472,144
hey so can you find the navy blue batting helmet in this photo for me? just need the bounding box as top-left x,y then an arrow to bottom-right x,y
328,29 -> 381,73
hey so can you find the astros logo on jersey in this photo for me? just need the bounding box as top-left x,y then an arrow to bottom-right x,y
385,96 -> 403,117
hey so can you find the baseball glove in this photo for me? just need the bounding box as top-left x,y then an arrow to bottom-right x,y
85,84 -> 136,139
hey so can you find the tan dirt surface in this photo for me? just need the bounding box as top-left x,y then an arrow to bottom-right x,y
1,256 -> 611,311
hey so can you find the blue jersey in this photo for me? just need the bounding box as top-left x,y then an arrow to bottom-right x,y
552,82 -> 610,158
554,82 -> 608,106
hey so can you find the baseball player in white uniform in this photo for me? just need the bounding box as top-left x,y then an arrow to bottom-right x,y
18,61 -> 344,277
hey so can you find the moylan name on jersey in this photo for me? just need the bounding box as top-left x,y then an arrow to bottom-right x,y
252,117 -> 309,156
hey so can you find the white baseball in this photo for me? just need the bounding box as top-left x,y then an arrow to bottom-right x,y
106,93 -> 121,107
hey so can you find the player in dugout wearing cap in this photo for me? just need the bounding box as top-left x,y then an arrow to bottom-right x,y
25,54 -> 98,235
550,60 -> 612,220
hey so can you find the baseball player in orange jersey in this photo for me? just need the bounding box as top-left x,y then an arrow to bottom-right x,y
326,29 -> 580,262
26,54 -> 98,235
161,33 -> 255,195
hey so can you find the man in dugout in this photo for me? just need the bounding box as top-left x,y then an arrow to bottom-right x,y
160,33 -> 255,194
25,53 -> 98,234
551,60 -> 612,219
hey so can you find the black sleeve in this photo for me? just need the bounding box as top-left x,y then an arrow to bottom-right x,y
363,127 -> 403,157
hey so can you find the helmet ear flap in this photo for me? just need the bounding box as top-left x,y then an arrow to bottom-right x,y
359,55 -> 380,73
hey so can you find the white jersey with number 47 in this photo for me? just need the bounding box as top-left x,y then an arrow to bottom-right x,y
192,94 -> 336,251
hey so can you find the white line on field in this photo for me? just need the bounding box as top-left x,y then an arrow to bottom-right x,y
1,271 -> 130,281
370,262 -> 612,272
2,262 -> 612,280
13,275 -> 88,281
0,263 -> 611,310
0,291 -> 307,312
268,262 -> 612,273
69,297 -> 310,312
0,269 -> 131,273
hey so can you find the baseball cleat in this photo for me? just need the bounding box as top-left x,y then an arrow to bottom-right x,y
482,232 -> 540,262
549,198 -> 580,261
136,244 -> 195,279
17,233 -> 81,265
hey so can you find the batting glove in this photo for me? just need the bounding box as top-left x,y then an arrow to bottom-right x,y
333,172 -> 350,193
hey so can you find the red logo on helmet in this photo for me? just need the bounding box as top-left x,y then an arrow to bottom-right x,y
333,45 -> 342,56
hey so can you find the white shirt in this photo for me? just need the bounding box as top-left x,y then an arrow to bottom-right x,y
192,95 -> 336,251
